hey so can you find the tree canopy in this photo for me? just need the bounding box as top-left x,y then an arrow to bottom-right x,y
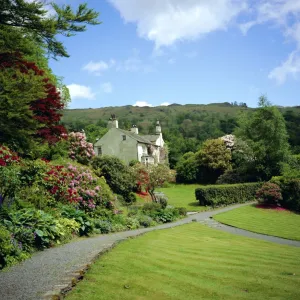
236,96 -> 290,180
0,0 -> 100,58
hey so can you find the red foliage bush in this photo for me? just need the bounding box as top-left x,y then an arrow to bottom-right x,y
0,53 -> 67,144
0,145 -> 20,166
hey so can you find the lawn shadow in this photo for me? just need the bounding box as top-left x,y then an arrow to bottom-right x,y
188,202 -> 200,207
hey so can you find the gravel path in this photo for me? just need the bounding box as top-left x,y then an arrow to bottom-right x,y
1,202 -> 300,300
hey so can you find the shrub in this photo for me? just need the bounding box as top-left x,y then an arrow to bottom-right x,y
0,225 -> 18,269
57,218 -> 80,241
111,223 -> 126,232
68,132 -> 95,165
270,177 -> 300,212
124,192 -> 137,205
0,164 -> 21,205
125,217 -> 140,230
216,169 -> 258,184
92,155 -> 135,201
155,194 -> 168,209
137,215 -> 155,228
153,208 -> 179,223
255,182 -> 282,205
195,139 -> 232,184
175,152 -> 197,183
177,207 -> 187,216
2,208 -> 64,249
142,202 -> 162,213
93,220 -> 112,234
195,183 -> 262,207
60,205 -> 94,236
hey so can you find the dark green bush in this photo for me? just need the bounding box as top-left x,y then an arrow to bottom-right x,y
216,169 -> 258,184
270,177 -> 300,212
195,183 -> 262,207
3,208 -> 64,249
153,208 -> 179,223
92,155 -> 135,201
0,225 -> 17,269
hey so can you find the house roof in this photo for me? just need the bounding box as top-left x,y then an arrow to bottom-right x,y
116,128 -> 155,145
142,135 -> 159,143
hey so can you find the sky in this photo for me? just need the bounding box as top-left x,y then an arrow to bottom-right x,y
47,0 -> 300,109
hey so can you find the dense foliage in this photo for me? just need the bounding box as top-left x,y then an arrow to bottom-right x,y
92,156 -> 135,203
270,177 -> 300,212
236,96 -> 290,181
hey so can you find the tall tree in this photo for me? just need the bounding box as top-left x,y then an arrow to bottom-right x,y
195,138 -> 232,184
0,53 -> 66,152
236,95 -> 290,180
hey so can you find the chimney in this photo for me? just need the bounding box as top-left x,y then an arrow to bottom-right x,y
155,120 -> 161,134
107,118 -> 118,129
131,125 -> 139,134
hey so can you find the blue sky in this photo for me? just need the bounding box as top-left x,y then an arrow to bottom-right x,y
48,0 -> 300,109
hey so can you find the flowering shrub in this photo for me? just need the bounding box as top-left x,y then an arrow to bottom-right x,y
68,132 -> 95,165
0,145 -> 21,205
131,163 -> 175,201
0,145 -> 20,166
43,163 -> 112,211
255,182 -> 282,206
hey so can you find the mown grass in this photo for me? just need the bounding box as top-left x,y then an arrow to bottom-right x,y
67,223 -> 300,300
214,204 -> 300,241
158,184 -> 206,212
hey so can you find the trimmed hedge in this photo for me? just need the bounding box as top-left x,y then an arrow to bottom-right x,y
195,183 -> 263,207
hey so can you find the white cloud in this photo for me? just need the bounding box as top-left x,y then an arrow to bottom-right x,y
108,0 -> 247,48
133,101 -> 153,107
185,51 -> 198,58
83,50 -> 153,75
167,58 -> 175,65
67,84 -> 95,100
239,0 -> 300,83
132,101 -> 171,107
82,60 -> 115,75
268,51 -> 300,84
101,82 -> 113,93
117,49 -> 154,73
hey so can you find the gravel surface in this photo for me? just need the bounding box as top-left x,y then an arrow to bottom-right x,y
1,202 -> 300,300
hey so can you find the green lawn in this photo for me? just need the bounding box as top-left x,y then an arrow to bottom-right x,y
158,184 -> 206,212
67,223 -> 300,300
214,204 -> 300,241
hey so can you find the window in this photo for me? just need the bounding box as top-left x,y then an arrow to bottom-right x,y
97,147 -> 102,156
122,135 -> 126,141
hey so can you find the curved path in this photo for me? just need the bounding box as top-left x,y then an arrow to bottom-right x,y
1,202 -> 300,300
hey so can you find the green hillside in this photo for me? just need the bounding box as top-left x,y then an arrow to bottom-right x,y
62,103 -> 300,167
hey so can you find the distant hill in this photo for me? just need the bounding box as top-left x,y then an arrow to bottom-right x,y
62,103 -> 300,167
62,103 -> 300,130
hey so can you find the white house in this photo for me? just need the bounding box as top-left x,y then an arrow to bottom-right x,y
94,118 -> 167,165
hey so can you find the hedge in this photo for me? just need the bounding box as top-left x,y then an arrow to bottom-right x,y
195,183 -> 263,207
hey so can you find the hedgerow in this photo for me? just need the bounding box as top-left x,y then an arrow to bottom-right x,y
195,183 -> 262,207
